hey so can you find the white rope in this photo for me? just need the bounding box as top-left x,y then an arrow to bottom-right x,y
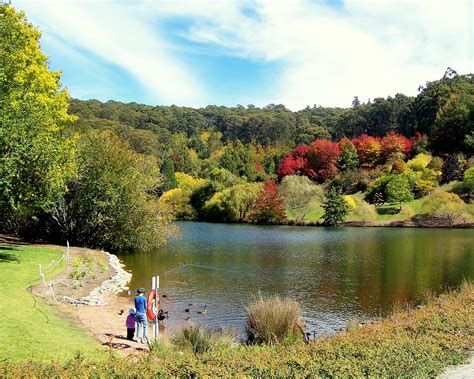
38,241 -> 69,304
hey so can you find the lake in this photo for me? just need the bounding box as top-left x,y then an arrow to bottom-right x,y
120,222 -> 474,336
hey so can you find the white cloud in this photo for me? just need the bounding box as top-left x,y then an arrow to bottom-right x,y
15,0 -> 207,106
13,0 -> 473,109
159,0 -> 473,109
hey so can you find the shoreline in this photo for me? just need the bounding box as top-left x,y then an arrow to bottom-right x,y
31,245 -> 151,355
174,218 -> 474,229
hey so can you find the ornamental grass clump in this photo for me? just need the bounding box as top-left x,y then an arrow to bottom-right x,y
172,324 -> 238,354
246,294 -> 304,344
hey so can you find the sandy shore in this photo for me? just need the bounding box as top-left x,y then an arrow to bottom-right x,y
32,245 -> 173,355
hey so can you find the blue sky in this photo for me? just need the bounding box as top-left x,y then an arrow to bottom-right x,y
15,0 -> 473,110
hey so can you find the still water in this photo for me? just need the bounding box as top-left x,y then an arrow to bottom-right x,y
120,222 -> 473,336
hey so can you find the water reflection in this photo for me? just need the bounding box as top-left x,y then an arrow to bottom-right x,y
120,222 -> 474,335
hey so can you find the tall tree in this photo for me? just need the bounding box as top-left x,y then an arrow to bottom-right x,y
0,5 -> 76,230
160,157 -> 178,193
321,188 -> 349,226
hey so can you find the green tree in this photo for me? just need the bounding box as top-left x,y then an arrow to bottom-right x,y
160,157 -> 178,193
62,131 -> 176,253
279,175 -> 323,222
462,167 -> 474,196
385,175 -> 413,210
321,188 -> 349,226
422,189 -> 466,227
203,182 -> 261,222
0,5 -> 76,230
338,137 -> 359,172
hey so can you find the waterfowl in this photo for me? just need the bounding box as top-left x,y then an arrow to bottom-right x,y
197,305 -> 207,315
184,308 -> 190,313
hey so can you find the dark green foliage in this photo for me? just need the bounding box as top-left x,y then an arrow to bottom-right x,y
190,182 -> 216,218
219,141 -> 256,181
321,188 -> 349,226
160,158 -> 178,193
441,154 -> 466,183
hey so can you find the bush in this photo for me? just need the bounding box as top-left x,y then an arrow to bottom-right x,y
422,189 -> 466,226
350,198 -> 377,224
246,294 -> 304,344
173,324 -> 238,354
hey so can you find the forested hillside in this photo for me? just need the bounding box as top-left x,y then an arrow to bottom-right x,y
70,69 -> 473,159
68,70 -> 473,227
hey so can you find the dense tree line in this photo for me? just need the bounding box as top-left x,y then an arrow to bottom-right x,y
70,70 -> 473,156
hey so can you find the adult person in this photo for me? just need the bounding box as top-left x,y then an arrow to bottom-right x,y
134,288 -> 149,344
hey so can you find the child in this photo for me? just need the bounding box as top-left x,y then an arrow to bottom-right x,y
125,308 -> 136,341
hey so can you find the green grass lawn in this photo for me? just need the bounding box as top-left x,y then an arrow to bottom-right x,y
0,244 -> 103,361
290,194 -> 427,223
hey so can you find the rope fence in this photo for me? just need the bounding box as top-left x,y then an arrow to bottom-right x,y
38,241 -> 69,304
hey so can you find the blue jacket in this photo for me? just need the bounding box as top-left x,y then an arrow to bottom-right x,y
134,295 -> 147,314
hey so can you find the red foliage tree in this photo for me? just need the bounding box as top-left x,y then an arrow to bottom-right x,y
277,145 -> 310,178
307,139 -> 340,183
248,180 -> 286,224
352,134 -> 382,167
380,132 -> 412,161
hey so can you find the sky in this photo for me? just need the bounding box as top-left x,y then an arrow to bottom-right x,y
13,0 -> 474,110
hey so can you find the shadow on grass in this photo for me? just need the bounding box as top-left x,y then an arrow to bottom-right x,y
0,246 -> 19,263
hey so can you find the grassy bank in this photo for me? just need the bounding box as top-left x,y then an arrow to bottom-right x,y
0,244 -> 102,361
2,282 -> 472,377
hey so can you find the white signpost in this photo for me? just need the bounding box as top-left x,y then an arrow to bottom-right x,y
151,275 -> 160,339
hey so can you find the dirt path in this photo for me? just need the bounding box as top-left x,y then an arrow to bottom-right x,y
439,356 -> 474,378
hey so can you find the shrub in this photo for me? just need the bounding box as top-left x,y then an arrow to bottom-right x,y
173,324 -> 238,354
422,189 -> 466,226
246,294 -> 304,344
351,198 -> 377,224
407,153 -> 432,171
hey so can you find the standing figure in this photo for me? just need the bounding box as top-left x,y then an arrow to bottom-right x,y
125,308 -> 136,341
134,288 -> 149,344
